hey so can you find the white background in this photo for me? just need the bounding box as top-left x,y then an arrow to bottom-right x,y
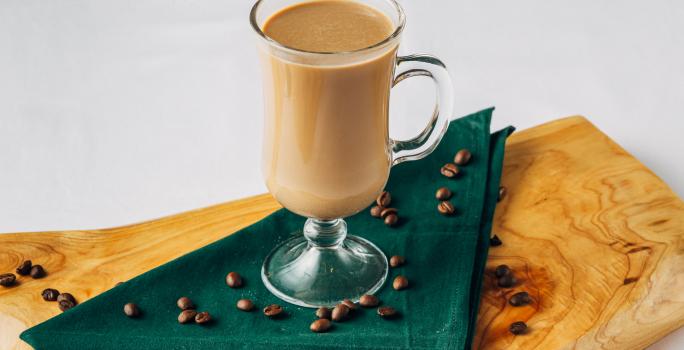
1,1 -> 682,347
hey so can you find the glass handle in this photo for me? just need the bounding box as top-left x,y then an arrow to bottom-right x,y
390,54 -> 454,166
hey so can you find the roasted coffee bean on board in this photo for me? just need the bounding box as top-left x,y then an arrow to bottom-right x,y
30,265 -> 46,278
41,288 -> 60,301
490,235 -> 502,247
509,291 -> 532,307
57,293 -> 76,305
498,186 -> 507,202
497,273 -> 517,288
494,264 -> 510,278
0,273 -> 16,287
59,300 -> 75,312
16,260 -> 32,276
509,321 -> 528,335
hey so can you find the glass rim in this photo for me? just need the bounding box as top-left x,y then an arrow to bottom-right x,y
249,0 -> 406,56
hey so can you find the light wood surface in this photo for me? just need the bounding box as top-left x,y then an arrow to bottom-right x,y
1,117 -> 683,350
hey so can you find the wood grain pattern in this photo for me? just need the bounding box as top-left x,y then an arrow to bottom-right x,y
0,195 -> 281,350
473,117 -> 684,349
0,116 -> 682,350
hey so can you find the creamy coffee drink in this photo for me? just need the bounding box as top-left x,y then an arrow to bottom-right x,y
259,0 -> 396,219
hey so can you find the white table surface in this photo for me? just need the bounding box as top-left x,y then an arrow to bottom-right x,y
1,1 -> 682,347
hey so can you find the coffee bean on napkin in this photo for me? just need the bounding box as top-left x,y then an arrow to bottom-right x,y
435,187 -> 452,200
237,299 -> 254,311
310,318 -> 331,333
177,297 -> 194,310
123,303 -> 140,318
226,272 -> 243,288
393,275 -> 409,290
454,149 -> 472,165
389,255 -> 405,268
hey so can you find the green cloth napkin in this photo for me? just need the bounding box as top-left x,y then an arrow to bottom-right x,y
21,108 -> 513,350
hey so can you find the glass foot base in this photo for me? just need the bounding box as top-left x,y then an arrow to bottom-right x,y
261,234 -> 388,308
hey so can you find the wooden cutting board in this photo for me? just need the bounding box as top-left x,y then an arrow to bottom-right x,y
0,116 -> 682,350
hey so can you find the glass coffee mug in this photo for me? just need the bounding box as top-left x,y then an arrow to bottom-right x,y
251,0 -> 453,307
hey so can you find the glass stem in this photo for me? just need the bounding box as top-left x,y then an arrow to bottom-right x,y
303,218 -> 347,248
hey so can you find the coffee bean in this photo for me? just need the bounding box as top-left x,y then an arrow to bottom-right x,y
237,299 -> 254,311
490,235 -> 502,247
263,304 -> 283,317
380,207 -> 397,218
509,292 -> 532,307
30,265 -> 45,278
384,213 -> 398,226
315,307 -> 332,319
41,288 -> 60,301
123,303 -> 140,318
57,293 -> 76,305
389,255 -> 405,268
195,311 -> 212,324
115,282 -> 124,287
440,163 -> 459,178
376,191 -> 391,207
177,296 -> 194,310
0,273 -> 16,287
509,321 -> 527,335
435,187 -> 452,200
58,300 -> 75,312
498,186 -> 507,202
16,260 -> 32,276
437,201 -> 455,215
178,309 -> 197,324
393,275 -> 408,290
331,304 -> 349,322
377,306 -> 398,318
341,299 -> 358,310
370,205 -> 384,218
494,264 -> 510,278
359,295 -> 379,307
454,149 -> 472,165
226,271 -> 243,288
310,318 -> 331,333
497,273 -> 517,288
